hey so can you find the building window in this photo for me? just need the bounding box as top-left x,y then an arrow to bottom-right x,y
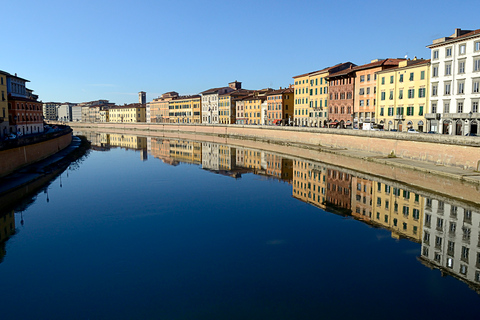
389,90 -> 394,100
421,71 -> 425,80
446,47 -> 452,57
419,88 -> 426,98
381,92 -> 386,101
433,50 -> 439,59
399,74 -> 403,82
473,101 -> 478,113
433,65 -> 439,77
359,88 -> 365,95
459,44 -> 466,55
457,101 -> 463,113
459,60 -> 466,74
474,59 -> 480,72
408,89 -> 415,99
473,79 -> 480,93
458,81 -> 465,94
381,77 -> 385,85
445,82 -> 451,95
432,103 -> 437,113
432,84 -> 438,96
390,75 -> 394,84
409,72 -> 414,81
445,63 -> 452,76
360,75 -> 365,82
444,102 -> 450,113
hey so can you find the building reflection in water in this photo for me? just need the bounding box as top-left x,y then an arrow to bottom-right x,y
74,132 -> 480,293
420,199 -> 480,293
0,210 -> 15,263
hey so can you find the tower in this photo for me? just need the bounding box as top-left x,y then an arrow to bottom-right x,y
139,91 -> 146,104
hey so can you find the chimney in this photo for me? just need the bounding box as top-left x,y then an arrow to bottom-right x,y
455,28 -> 461,37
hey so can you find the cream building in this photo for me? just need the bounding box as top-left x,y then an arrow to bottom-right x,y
109,104 -> 146,123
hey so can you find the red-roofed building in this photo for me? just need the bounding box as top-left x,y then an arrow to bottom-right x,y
352,59 -> 405,128
325,65 -> 357,128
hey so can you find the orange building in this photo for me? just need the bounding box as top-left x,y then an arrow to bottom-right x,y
353,59 -> 404,128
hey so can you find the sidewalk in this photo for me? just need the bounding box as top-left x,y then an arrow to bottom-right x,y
328,147 -> 480,185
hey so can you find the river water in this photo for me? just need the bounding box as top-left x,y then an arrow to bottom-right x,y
0,131 -> 479,319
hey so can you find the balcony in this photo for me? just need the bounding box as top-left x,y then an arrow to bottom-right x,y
425,113 -> 440,120
394,115 -> 405,120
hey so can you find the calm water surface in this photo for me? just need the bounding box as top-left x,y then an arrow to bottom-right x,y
0,132 -> 479,319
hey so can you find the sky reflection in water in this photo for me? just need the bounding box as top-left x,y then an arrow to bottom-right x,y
0,133 -> 479,319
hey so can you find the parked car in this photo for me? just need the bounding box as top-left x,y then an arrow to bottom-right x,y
465,132 -> 478,136
5,133 -> 16,140
427,131 -> 437,134
407,129 -> 420,133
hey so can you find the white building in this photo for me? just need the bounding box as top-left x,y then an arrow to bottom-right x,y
57,104 -> 73,122
420,197 -> 480,290
72,105 -> 82,121
201,81 -> 242,124
42,102 -> 61,121
427,28 -> 480,135
202,142 -> 220,170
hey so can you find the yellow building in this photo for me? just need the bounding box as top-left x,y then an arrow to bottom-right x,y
351,177 -> 374,222
0,71 -> 9,138
243,95 -> 265,125
168,95 -> 201,124
292,160 -> 327,210
99,109 -> 109,122
149,92 -> 178,123
219,90 -> 252,124
307,70 -> 330,127
376,59 -> 430,132
168,140 -> 202,164
109,104 -> 146,123
109,134 -> 147,150
371,181 -> 424,242
293,73 -> 310,126
293,63 -> 354,127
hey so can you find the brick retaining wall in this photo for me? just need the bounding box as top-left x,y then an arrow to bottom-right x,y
0,131 -> 72,178
63,122 -> 480,171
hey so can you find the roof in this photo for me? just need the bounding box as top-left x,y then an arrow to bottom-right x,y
200,86 -> 230,95
7,96 -> 41,103
427,28 -> 480,48
219,89 -> 254,97
351,58 -> 406,72
171,94 -> 201,101
265,87 -> 294,96
292,62 -> 350,79
376,59 -> 431,74
326,65 -> 357,78
110,103 -> 145,109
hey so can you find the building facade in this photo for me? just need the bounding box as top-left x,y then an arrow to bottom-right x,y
353,59 -> 404,129
109,104 -> 146,123
265,87 -> 294,125
376,59 -> 430,132
201,81 -> 241,124
148,92 -> 179,123
0,71 -> 8,138
42,102 -> 61,121
326,65 -> 357,128
420,198 -> 480,289
168,95 -> 201,123
427,28 -> 480,135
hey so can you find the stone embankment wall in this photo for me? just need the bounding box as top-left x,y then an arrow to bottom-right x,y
65,122 -> 480,171
0,131 -> 72,178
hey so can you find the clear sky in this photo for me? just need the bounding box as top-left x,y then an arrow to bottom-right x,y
1,0 -> 478,105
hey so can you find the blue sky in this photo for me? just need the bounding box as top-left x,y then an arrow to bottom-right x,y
1,0 -> 478,104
